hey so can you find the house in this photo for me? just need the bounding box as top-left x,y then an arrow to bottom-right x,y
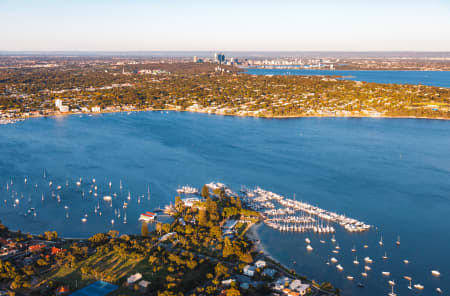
221,278 -> 236,286
289,280 -> 302,291
91,106 -> 101,112
127,273 -> 142,285
28,244 -> 45,252
243,265 -> 256,277
282,288 -> 300,296
138,280 -> 150,292
255,260 -> 266,269
55,285 -> 69,295
262,268 -> 277,278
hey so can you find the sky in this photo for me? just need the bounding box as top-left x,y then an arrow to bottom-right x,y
1,0 -> 449,51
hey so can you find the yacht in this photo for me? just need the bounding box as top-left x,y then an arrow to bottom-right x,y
353,256 -> 359,265
414,284 -> 424,290
364,257 -> 373,264
388,280 -> 395,286
330,257 -> 338,264
403,259 -> 409,264
388,285 -> 397,296
346,276 -> 354,280
382,271 -> 390,277
306,245 -> 313,251
431,270 -> 440,277
305,238 -> 311,244
336,264 -> 343,271
81,218 -> 87,223
364,265 -> 371,271
436,288 -> 442,294
361,272 -> 368,277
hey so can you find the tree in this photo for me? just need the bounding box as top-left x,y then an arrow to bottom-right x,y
141,222 -> 149,237
222,237 -> 233,258
201,185 -> 210,198
175,196 -> 184,213
225,287 -> 241,296
198,208 -> 207,227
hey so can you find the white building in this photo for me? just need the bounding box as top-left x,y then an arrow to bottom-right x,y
255,260 -> 266,269
243,265 -> 256,277
127,273 -> 142,285
91,106 -> 101,112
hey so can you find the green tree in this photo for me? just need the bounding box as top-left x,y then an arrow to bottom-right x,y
201,185 -> 210,198
222,237 -> 233,258
198,208 -> 208,227
141,222 -> 149,237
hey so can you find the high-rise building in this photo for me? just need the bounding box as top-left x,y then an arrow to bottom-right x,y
214,52 -> 225,64
193,56 -> 198,63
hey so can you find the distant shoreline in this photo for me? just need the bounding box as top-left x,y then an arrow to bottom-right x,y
3,108 -> 450,125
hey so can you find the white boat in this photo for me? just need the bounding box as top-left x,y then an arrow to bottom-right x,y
57,185 -> 62,190
305,238 -> 311,244
431,270 -> 440,277
351,245 -> 356,252
320,240 -> 325,244
347,276 -> 354,280
389,280 -> 395,286
414,284 -> 424,290
331,235 -> 336,243
388,285 -> 397,296
353,256 -> 359,265
76,181 -> 81,186
363,244 -> 368,249
364,257 -> 373,264
336,264 -> 344,271
109,181 -> 112,188
382,251 -> 388,260
332,250 -> 339,254
396,235 -> 400,246
306,245 -> 313,251
330,257 -> 338,263
361,272 -> 368,277
81,218 -> 87,223
403,259 -> 409,264
436,288 -> 442,294
379,235 -> 383,246
364,265 -> 371,271
103,195 -> 112,202
382,271 -> 390,276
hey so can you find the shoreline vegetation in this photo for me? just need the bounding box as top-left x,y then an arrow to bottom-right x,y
0,184 -> 338,296
2,108 -> 450,126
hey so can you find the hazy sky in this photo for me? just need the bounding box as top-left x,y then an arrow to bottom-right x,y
1,0 -> 449,51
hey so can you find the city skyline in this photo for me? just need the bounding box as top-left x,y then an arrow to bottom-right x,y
1,0 -> 449,51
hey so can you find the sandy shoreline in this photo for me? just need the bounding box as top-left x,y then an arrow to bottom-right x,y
3,108 -> 450,125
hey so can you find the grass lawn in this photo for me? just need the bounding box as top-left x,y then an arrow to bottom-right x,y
48,250 -> 147,292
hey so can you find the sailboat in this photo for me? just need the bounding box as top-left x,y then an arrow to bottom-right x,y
396,235 -> 400,246
120,180 -> 123,191
123,213 -> 127,224
353,256 -> 359,265
379,235 -> 383,246
382,251 -> 388,260
388,285 -> 397,296
147,185 -> 151,200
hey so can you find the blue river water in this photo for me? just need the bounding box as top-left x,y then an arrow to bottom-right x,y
0,113 -> 449,295
245,68 -> 450,88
